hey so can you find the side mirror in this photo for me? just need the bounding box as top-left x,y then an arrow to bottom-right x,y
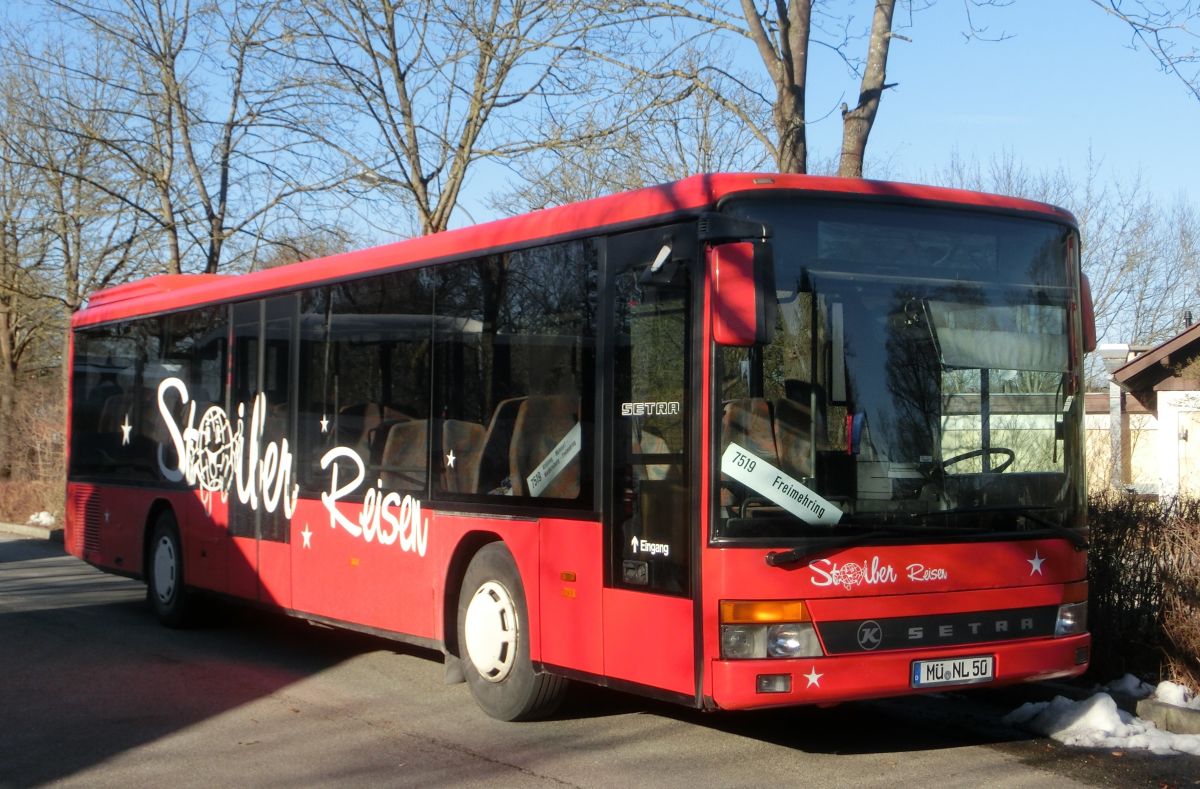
1080,273 -> 1097,353
709,241 -> 776,346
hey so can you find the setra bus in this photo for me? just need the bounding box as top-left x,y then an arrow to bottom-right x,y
65,173 -> 1094,720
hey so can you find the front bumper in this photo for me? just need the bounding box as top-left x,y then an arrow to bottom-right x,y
709,633 -> 1089,710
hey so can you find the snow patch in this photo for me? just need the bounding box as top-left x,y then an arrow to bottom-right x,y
1103,673 -> 1154,699
26,511 -> 55,528
1005,687 -> 1200,757
1155,681 -> 1200,710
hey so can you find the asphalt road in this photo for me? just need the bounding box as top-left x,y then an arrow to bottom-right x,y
1,534 -> 1197,788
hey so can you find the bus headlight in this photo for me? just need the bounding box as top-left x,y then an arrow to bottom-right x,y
767,622 -> 822,658
1055,601 -> 1088,636
721,624 -> 767,659
719,600 -> 825,659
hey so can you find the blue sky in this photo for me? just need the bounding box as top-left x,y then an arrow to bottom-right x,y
456,3 -> 1198,227
799,2 -> 1199,199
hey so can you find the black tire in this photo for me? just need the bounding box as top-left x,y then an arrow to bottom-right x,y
457,542 -> 567,721
146,510 -> 191,628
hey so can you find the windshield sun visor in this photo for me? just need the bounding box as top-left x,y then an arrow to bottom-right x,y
928,300 -> 1068,373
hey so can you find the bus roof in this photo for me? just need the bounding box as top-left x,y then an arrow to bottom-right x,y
72,173 -> 1077,329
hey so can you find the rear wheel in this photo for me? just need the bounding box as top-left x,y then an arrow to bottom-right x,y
457,542 -> 567,720
146,510 -> 191,628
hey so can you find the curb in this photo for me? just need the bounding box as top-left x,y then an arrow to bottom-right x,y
0,522 -> 63,542
1135,698 -> 1200,735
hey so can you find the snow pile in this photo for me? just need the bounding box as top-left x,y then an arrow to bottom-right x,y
26,511 -> 55,528
1154,680 -> 1200,710
1103,673 -> 1155,698
1004,679 -> 1200,756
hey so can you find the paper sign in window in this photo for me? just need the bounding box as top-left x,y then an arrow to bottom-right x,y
720,442 -> 842,525
527,422 -> 582,497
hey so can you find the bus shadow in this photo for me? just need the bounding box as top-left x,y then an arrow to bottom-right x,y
0,536 -> 1035,782
556,680 -> 1036,756
0,539 -> 414,787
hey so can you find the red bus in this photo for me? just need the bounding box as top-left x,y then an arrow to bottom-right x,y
65,173 -> 1094,720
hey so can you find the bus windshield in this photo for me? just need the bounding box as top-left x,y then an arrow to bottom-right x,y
714,197 -> 1086,546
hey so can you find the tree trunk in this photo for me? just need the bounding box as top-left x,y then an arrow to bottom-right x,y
775,84 -> 807,174
839,0 -> 897,178
0,303 -> 14,479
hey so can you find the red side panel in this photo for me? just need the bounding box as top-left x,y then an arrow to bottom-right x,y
289,496 -> 443,640
177,492 -> 227,593
539,519 -> 603,675
228,536 -> 258,601
63,483 -> 228,593
258,539 -> 291,608
603,589 -> 693,695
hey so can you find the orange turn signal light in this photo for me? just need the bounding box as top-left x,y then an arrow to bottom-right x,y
1063,581 -> 1088,604
720,600 -> 810,624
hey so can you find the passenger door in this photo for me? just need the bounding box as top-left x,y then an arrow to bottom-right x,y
227,296 -> 297,606
602,227 -> 697,697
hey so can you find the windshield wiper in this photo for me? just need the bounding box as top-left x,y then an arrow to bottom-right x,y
763,507 -> 1086,567
919,506 -> 1088,549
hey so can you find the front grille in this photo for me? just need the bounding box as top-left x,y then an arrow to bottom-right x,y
816,605 -> 1060,654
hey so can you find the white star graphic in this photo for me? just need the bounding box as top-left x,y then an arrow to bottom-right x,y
301,524 -> 313,549
803,667 -> 823,688
1027,550 -> 1046,576
120,414 -> 133,445
319,414 -> 329,434
446,450 -> 456,468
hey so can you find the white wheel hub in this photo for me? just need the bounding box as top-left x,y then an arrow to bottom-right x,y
464,580 -> 518,682
153,535 -> 177,604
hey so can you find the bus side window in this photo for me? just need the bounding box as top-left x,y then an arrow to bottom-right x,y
70,319 -> 162,482
297,269 -> 435,498
432,241 -> 595,505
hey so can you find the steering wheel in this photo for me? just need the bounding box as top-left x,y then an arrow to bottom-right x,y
940,447 -> 1015,474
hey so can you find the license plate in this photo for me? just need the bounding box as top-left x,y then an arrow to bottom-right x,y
911,655 -> 994,688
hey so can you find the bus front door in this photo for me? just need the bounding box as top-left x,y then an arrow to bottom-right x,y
603,228 -> 697,700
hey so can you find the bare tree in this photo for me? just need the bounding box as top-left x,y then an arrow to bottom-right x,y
838,0 -> 898,177
606,1 -> 903,176
9,41 -> 151,312
1091,0 -> 1200,102
931,151 -> 1200,384
285,0 -> 667,235
492,76 -> 770,211
0,58 -> 57,478
47,0 -> 342,274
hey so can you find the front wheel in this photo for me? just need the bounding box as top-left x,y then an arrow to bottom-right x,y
146,510 -> 192,628
457,542 -> 567,720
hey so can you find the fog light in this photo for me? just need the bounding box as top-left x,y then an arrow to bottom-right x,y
756,673 -> 792,694
1055,601 -> 1088,636
1075,646 -> 1090,665
767,622 -> 822,658
721,624 -> 767,659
